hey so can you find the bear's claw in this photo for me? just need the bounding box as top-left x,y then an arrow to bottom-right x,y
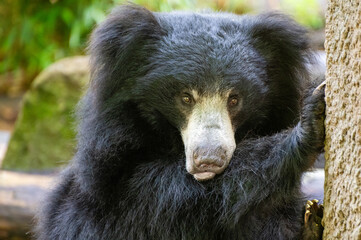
303,199 -> 324,240
312,81 -> 326,96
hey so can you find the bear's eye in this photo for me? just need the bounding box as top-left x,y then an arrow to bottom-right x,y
182,94 -> 193,105
228,96 -> 238,107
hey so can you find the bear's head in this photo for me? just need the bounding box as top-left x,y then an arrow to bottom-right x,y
87,5 -> 311,181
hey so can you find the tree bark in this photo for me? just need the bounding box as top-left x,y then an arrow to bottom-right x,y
323,0 -> 361,239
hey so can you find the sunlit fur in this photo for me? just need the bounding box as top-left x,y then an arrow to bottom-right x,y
35,4 -> 325,240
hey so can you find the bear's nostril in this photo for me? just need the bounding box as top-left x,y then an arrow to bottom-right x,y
199,163 -> 218,169
192,146 -> 228,168
194,157 -> 224,168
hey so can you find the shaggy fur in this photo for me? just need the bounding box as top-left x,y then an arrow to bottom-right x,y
35,5 -> 325,240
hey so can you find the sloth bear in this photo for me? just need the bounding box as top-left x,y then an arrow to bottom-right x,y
36,4 -> 325,240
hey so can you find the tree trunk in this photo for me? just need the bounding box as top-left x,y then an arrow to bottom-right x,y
323,0 -> 361,239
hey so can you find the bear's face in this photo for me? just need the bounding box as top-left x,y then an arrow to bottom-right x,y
136,46 -> 268,181
131,16 -> 270,181
90,7 -> 308,182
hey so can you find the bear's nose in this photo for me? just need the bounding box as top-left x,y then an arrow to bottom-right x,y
193,145 -> 227,168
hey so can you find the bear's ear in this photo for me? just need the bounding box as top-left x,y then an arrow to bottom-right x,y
247,12 -> 311,76
88,4 -> 165,102
245,13 -> 313,132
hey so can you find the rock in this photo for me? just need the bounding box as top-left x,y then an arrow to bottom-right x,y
2,56 -> 89,170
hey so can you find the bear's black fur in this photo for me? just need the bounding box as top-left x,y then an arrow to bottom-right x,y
35,5 -> 325,240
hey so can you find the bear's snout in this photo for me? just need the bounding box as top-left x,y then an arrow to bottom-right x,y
191,149 -> 229,181
180,93 -> 237,182
193,145 -> 227,169
189,144 -> 233,181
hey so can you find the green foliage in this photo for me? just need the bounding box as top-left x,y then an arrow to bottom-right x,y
0,0 -> 109,88
0,0 -> 324,93
281,0 -> 324,29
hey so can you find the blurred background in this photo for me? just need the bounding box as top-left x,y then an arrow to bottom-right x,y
0,0 -> 326,239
